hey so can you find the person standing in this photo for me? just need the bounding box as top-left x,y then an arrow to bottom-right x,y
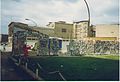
3,43 -> 6,51
23,44 -> 31,62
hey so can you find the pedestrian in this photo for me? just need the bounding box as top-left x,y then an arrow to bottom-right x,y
3,43 -> 6,51
23,44 -> 31,62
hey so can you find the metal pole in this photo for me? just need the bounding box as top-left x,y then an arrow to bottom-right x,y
25,19 -> 37,27
25,62 -> 28,69
19,58 -> 21,65
83,0 -> 90,27
36,68 -> 39,77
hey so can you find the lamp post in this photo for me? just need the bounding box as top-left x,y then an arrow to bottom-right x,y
25,18 -> 39,56
25,18 -> 37,27
83,0 -> 90,27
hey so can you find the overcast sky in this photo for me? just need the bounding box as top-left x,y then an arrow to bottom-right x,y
1,0 -> 119,34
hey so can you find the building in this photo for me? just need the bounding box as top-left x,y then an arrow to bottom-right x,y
8,21 -> 119,53
8,21 -> 93,42
8,22 -> 29,44
94,24 -> 119,41
46,21 -> 94,53
73,20 -> 94,40
8,22 -> 54,46
47,21 -> 73,39
33,27 -> 54,36
8,22 -> 119,41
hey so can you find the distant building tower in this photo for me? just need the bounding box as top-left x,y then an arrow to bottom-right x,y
73,20 -> 93,40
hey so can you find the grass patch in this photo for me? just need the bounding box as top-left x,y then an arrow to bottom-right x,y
86,55 -> 119,60
28,55 -> 119,81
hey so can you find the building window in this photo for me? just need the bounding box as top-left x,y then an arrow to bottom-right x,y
27,38 -> 31,40
32,38 -> 35,40
62,29 -> 67,32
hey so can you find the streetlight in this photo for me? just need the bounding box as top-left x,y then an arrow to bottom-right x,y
83,0 -> 90,27
25,18 -> 39,56
25,18 -> 37,27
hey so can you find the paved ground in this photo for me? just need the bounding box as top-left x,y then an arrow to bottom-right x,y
1,52 -> 23,80
1,51 -> 37,81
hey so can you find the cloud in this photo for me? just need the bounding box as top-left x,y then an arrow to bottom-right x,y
1,0 -> 119,34
88,0 -> 119,24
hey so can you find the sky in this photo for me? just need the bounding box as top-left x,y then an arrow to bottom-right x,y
1,0 -> 119,34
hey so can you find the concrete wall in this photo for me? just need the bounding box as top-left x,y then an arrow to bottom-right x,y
61,40 -> 70,53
